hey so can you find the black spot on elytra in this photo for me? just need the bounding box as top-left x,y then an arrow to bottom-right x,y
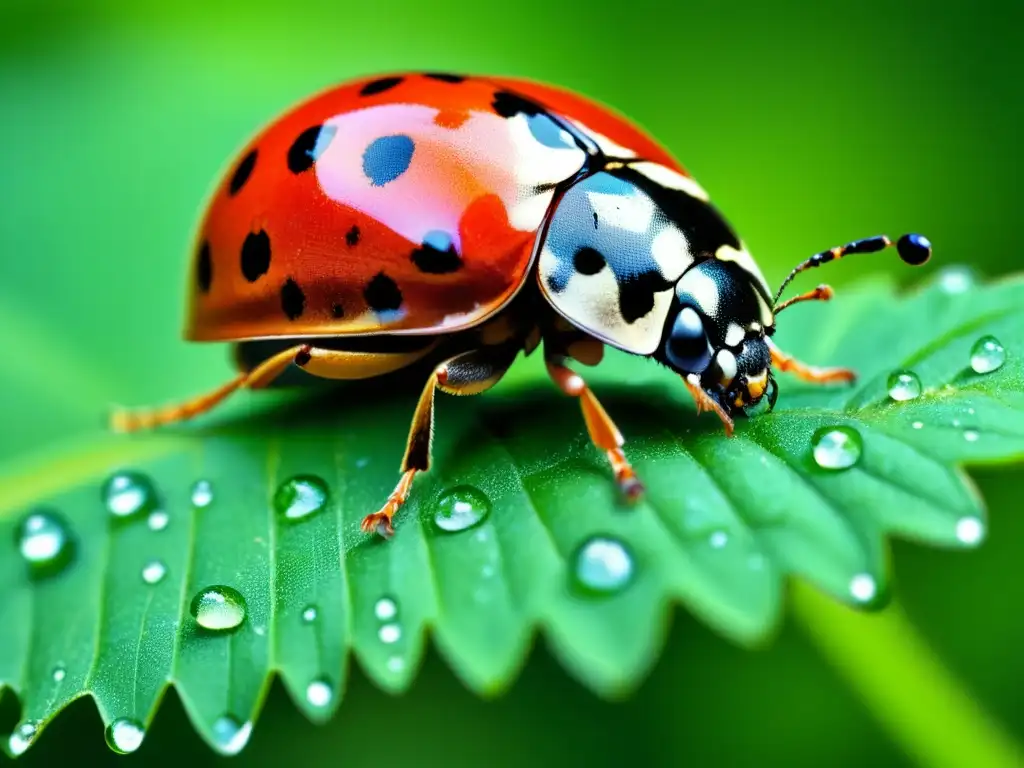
288,124 -> 337,174
425,72 -> 465,83
573,247 -> 605,275
280,278 -> 305,320
331,302 -> 345,318
241,230 -> 271,282
197,241 -> 212,292
492,90 -> 546,118
345,225 -> 360,247
294,346 -> 312,367
410,231 -> 462,274
363,272 -> 403,313
229,150 -> 257,195
360,77 -> 403,96
618,271 -> 674,324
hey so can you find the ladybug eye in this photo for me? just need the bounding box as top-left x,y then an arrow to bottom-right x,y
665,306 -> 712,373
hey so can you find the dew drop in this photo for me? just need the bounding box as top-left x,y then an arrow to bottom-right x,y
887,370 -> 922,402
141,560 -> 167,585
849,573 -> 878,603
16,510 -> 73,575
305,678 -> 333,708
912,421 -> 924,430
210,715 -> 252,756
374,597 -> 398,621
301,605 -> 318,624
956,516 -> 985,545
378,623 -> 402,644
147,510 -> 169,531
103,471 -> 157,518
433,485 -> 491,532
105,718 -> 145,754
709,530 -> 729,549
573,536 -> 635,594
963,429 -> 980,443
970,335 -> 1005,374
273,475 -> 329,521
811,426 -> 863,470
190,585 -> 247,632
937,265 -> 974,294
52,665 -> 66,682
386,656 -> 405,673
190,479 -> 214,508
8,721 -> 39,756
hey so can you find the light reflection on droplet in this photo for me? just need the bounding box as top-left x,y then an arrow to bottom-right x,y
849,573 -> 877,603
956,517 -> 985,545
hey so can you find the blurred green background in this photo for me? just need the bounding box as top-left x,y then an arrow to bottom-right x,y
2,0 -> 1023,765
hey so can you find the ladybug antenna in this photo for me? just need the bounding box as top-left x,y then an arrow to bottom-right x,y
772,233 -> 932,310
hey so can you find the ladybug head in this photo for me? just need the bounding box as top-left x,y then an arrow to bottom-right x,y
654,257 -> 777,416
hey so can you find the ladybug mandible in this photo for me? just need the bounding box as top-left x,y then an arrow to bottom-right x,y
113,72 -> 932,537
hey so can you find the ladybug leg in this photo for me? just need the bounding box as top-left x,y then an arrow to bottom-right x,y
766,338 -> 856,384
361,344 -> 520,538
111,342 -> 437,432
681,374 -> 735,436
545,355 -> 644,501
111,344 -> 310,432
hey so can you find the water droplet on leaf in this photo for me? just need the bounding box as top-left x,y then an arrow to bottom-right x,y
105,718 -> 145,754
963,429 -> 980,443
937,265 -> 974,294
433,485 -> 491,532
709,530 -> 728,549
17,510 -> 73,576
956,516 -> 985,545
378,623 -> 402,644
912,421 -> 924,430
273,475 -> 329,521
301,605 -> 318,624
374,597 -> 397,621
147,510 -> 169,531
849,573 -> 877,603
52,665 -> 66,682
8,721 -> 39,756
211,716 -> 252,756
190,586 -> 246,632
887,370 -> 922,402
387,656 -> 405,673
141,560 -> 167,585
103,472 -> 157,518
190,479 -> 214,508
811,426 -> 862,470
970,335 -> 1005,374
305,679 -> 333,708
573,536 -> 635,594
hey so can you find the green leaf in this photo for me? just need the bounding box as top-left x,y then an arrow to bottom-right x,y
1,269 -> 1023,757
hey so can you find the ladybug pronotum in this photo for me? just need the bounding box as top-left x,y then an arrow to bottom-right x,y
113,72 -> 932,537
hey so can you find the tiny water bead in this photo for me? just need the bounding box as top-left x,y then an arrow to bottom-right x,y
141,560 -> 167,585
887,370 -> 922,402
849,573 -> 878,604
147,510 -> 169,531
190,586 -> 247,632
103,471 -> 157,518
912,421 -> 924,430
374,597 -> 398,621
301,605 -> 318,624
956,516 -> 985,545
970,335 -> 1005,374
305,678 -> 334,708
709,531 -> 729,549
273,475 -> 329,521
190,479 -> 214,508
52,665 -> 66,682
811,426 -> 863,471
8,721 -> 39,756
211,716 -> 252,756
378,623 -> 402,644
963,429 -> 980,443
105,718 -> 145,754
17,510 -> 73,575
433,485 -> 491,532
573,536 -> 635,594
386,656 -> 405,674
937,265 -> 974,294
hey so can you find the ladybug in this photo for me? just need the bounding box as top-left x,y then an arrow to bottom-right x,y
113,72 -> 932,537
